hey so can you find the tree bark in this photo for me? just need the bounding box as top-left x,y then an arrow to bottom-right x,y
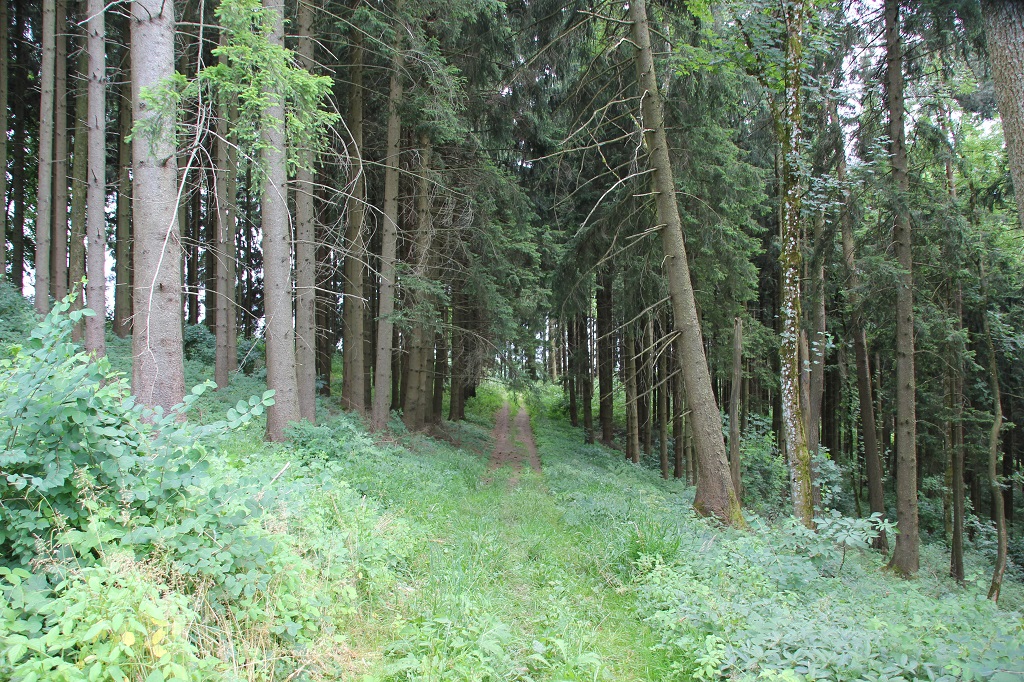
261,0 -> 300,439
403,136 -> 435,431
980,0 -> 1024,227
951,297 -> 965,582
293,0 -> 317,422
625,330 -> 640,464
597,265 -> 614,445
582,316 -> 594,444
0,0 -> 8,273
50,0 -> 68,302
673,339 -> 685,479
629,0 -> 742,525
114,74 -> 133,337
983,279 -> 1008,601
658,329 -> 669,478
371,10 -> 404,432
837,116 -> 887,550
131,0 -> 185,411
214,30 -> 238,389
69,53 -> 87,336
9,4 -> 27,289
342,9 -> 366,413
729,316 -> 743,500
885,0 -> 920,575
35,0 -> 56,313
85,0 -> 106,355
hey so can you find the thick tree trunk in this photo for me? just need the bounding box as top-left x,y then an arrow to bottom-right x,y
777,0 -> 815,528
597,266 -> 614,445
131,0 -> 185,410
837,122 -> 887,550
261,0 -> 300,440
214,32 -> 238,389
885,0 -> 920,576
85,0 -> 106,355
981,0 -> 1024,227
729,316 -> 743,500
51,0 -> 68,302
629,0 -> 741,524
35,0 -> 56,313
342,15 -> 366,413
114,75 -> 133,337
294,0 -> 317,422
371,15 -> 404,432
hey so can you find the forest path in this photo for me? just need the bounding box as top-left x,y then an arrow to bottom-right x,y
486,401 -> 542,485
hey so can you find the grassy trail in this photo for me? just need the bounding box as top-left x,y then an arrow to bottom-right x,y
358,399 -> 668,681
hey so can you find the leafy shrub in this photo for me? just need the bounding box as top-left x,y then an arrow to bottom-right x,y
0,281 -> 34,345
183,323 -> 217,364
739,415 -> 789,514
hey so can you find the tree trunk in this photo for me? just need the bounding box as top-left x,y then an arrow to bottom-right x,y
641,317 -> 653,455
69,53 -> 86,336
629,0 -> 742,525
951,305 -> 966,582
582,316 -> 594,444
214,30 -> 238,389
50,0 -> 68,303
371,12 -> 404,431
885,0 -> 920,576
35,0 -> 56,313
777,0 -> 815,528
625,330 -> 640,464
980,0 -> 1024,228
9,4 -> 27,289
567,321 -> 578,427
114,74 -> 132,337
85,0 -> 106,355
658,331 -> 669,479
431,306 -> 447,424
342,13 -> 367,413
131,0 -> 185,410
673,337 -> 685,479
729,316 -> 743,500
837,114 -> 887,550
403,136 -> 435,431
293,0 -> 317,422
261,0 -> 300,440
983,279 -> 1008,601
0,0 -> 7,273
597,265 -> 614,445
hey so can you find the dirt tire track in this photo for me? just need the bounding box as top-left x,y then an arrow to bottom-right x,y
486,402 -> 541,486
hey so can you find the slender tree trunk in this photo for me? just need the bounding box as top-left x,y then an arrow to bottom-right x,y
371,12 -> 404,431
35,0 -> 56,313
567,320 -> 579,427
629,0 -> 742,524
659,332 -> 669,478
0,0 -> 8,273
403,135 -> 435,431
982,277 -> 1008,601
673,337 -> 685,478
431,306 -> 447,424
885,0 -> 920,575
729,316 -> 743,500
214,31 -> 238,388
293,0 -> 317,422
131,0 -> 185,410
114,74 -> 132,337
625,330 -> 640,464
980,0 -> 1024,228
582,316 -> 594,444
951,305 -> 966,582
84,0 -> 105,355
641,317 -> 653,455
807,217 -> 826,459
261,0 -> 300,440
837,116 -> 887,550
51,0 -> 68,302
597,265 -> 614,445
69,54 -> 86,336
9,5 -> 27,289
342,12 -> 366,413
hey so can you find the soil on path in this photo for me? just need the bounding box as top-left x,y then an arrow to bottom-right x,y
487,402 -> 542,484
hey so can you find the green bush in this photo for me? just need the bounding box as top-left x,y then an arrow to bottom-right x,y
0,281 -> 34,345
183,323 -> 217,364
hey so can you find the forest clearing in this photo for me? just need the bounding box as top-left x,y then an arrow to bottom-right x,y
3,0 -> 1024,679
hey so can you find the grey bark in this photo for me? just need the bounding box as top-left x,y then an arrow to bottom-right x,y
629,0 -> 742,524
981,0 -> 1024,227
85,0 -> 106,355
294,0 -> 317,422
114,74 -> 132,337
885,0 -> 920,576
51,0 -> 68,302
261,0 -> 300,440
130,0 -> 185,410
35,0 -> 56,313
214,31 -> 238,389
69,53 -> 86,336
371,13 -> 404,432
342,12 -> 366,413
